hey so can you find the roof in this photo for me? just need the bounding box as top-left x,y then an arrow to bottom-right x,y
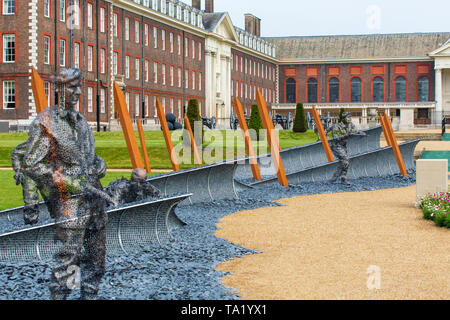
264,33 -> 450,61
202,12 -> 227,32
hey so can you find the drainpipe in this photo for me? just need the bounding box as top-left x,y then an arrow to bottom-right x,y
96,0 -> 100,132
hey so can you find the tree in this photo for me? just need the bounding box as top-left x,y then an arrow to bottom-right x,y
248,104 -> 264,141
293,103 -> 307,133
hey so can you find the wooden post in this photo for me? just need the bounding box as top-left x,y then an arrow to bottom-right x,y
137,119 -> 152,174
184,113 -> 202,166
156,97 -> 180,171
256,90 -> 288,187
31,67 -> 48,114
113,82 -> 144,170
234,97 -> 261,181
312,106 -> 334,162
382,113 -> 408,177
379,113 -> 393,147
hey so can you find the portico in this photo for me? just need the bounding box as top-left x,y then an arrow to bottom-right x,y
430,40 -> 450,125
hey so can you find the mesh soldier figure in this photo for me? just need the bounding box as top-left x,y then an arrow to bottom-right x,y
326,112 -> 366,185
11,142 -> 40,225
105,168 -> 161,205
19,68 -> 114,300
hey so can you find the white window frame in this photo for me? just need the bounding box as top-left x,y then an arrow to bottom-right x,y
100,48 -> 106,74
2,80 -> 15,109
144,23 -> 149,46
135,93 -> 140,117
3,34 -> 15,63
153,26 -> 158,48
153,61 -> 158,83
135,57 -> 140,80
161,29 -> 166,51
125,17 -> 130,41
113,51 -> 118,75
113,13 -> 118,37
100,7 -> 106,33
162,63 -> 166,85
59,0 -> 65,21
44,35 -> 51,65
100,88 -> 106,113
135,20 -> 140,44
170,65 -> 174,86
87,87 -> 94,113
169,32 -> 174,53
3,0 -> 15,15
59,39 -> 66,67
125,55 -> 130,79
87,3 -> 93,29
44,0 -> 50,17
145,59 -> 149,82
87,45 -> 93,72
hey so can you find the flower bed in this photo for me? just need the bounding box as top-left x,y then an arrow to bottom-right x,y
417,192 -> 450,228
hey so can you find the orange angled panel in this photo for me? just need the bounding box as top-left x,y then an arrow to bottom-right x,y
383,113 -> 408,177
379,113 -> 393,147
312,106 -> 334,162
156,97 -> 180,171
113,82 -> 144,170
184,114 -> 202,166
234,97 -> 261,181
137,119 -> 152,174
31,67 -> 48,114
256,90 -> 288,187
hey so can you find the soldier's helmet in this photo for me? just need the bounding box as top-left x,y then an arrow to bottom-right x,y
51,68 -> 81,86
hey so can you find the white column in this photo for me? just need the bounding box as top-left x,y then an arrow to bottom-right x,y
435,68 -> 443,124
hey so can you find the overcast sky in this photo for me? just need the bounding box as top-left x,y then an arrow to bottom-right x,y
214,0 -> 450,37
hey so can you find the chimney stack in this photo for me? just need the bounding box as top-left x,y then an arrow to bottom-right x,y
245,14 -> 261,37
192,0 -> 201,10
205,0 -> 214,13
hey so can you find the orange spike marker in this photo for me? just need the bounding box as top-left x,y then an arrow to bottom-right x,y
184,114 -> 202,166
31,67 -> 48,114
312,106 -> 334,162
113,82 -> 144,170
137,118 -> 152,174
234,97 -> 261,181
156,97 -> 180,171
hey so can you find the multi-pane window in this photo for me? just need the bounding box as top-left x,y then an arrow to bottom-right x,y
395,76 -> 407,102
3,0 -> 14,15
185,37 -> 188,57
153,26 -> 158,48
307,78 -> 318,103
59,0 -> 65,21
100,48 -> 106,74
2,80 -> 15,109
145,95 -> 149,117
418,76 -> 430,102
373,77 -> 384,102
153,96 -> 157,116
135,58 -> 140,80
44,0 -> 50,17
125,92 -> 130,111
72,0 -> 80,27
328,77 -> 340,103
198,42 -> 202,61
185,69 -> 189,89
43,35 -> 51,64
74,42 -> 80,68
351,77 -> 362,102
177,34 -> 181,55
177,68 -> 182,88
169,32 -> 174,53
113,51 -> 118,75
125,17 -> 130,41
144,24 -> 149,46
135,94 -> 140,117
113,13 -> 118,37
286,78 -> 296,103
87,45 -> 93,72
3,34 -> 15,63
100,88 -> 106,113
44,81 -> 51,106
170,65 -> 174,86
170,98 -> 174,114
192,71 -> 195,90
161,29 -> 166,50
87,3 -> 93,29
153,62 -> 158,83
135,20 -> 140,43
198,72 -> 202,91
145,60 -> 149,82
192,39 -> 195,59
59,39 -> 66,66
125,56 -> 130,78
87,87 -> 93,112
100,7 -> 106,33
162,64 -> 166,85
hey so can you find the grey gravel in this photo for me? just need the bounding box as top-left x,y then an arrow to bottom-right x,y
0,170 -> 416,300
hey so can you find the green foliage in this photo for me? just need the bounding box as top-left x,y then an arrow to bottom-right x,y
185,99 -> 203,146
293,103 -> 307,133
417,192 -> 450,229
248,104 -> 264,141
338,108 -> 348,125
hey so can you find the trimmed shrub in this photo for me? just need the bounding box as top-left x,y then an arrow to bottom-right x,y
248,104 -> 264,141
293,103 -> 307,133
339,107 -> 348,125
185,99 -> 203,145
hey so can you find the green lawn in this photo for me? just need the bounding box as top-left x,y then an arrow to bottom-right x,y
0,130 -> 317,169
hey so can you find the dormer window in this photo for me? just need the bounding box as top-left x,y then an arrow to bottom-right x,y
176,5 -> 181,20
191,12 -> 196,26
169,2 -> 174,17
197,14 -> 202,28
152,0 -> 158,10
160,0 -> 166,13
184,9 -> 189,23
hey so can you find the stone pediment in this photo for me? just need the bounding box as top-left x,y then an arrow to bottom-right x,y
203,12 -> 238,42
430,39 -> 450,57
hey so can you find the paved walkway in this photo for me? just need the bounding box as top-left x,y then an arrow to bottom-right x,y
216,186 -> 450,300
